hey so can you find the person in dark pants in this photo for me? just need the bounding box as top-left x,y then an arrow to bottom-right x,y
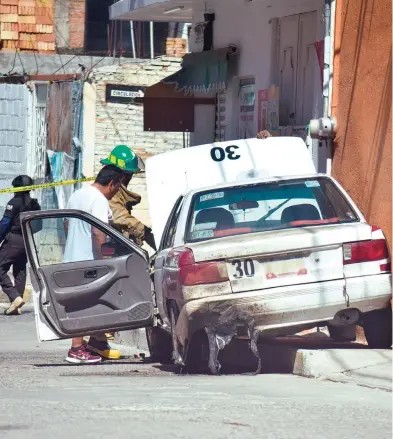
0,175 -> 41,316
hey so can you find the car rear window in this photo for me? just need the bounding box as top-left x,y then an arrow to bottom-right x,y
185,177 -> 359,243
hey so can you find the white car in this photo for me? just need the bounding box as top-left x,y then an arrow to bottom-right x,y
23,138 -> 392,374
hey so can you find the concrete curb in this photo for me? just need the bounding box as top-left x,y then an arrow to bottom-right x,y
293,349 -> 392,391
116,332 -> 392,391
115,329 -> 149,352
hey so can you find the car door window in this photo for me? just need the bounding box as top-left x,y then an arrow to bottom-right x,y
30,216 -> 133,266
159,196 -> 183,250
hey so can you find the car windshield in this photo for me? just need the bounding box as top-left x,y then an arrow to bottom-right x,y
186,177 -> 359,243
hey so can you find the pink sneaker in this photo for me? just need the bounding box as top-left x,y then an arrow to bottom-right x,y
65,345 -> 102,364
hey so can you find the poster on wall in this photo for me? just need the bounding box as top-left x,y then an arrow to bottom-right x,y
238,82 -> 255,139
257,89 -> 268,131
267,85 -> 280,136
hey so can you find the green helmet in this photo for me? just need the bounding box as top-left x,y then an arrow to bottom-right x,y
100,145 -> 140,173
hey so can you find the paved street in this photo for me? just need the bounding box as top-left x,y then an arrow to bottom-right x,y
0,308 -> 391,439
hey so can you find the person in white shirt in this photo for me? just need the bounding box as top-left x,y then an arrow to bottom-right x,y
64,165 -> 123,364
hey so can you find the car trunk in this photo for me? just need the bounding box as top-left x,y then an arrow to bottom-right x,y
188,223 -> 372,293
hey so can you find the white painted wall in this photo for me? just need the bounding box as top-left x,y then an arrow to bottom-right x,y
190,0 -> 324,140
82,82 -> 96,180
193,104 -> 216,145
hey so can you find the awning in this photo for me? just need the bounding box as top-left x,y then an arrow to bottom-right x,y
110,0 -> 192,22
162,46 -> 238,94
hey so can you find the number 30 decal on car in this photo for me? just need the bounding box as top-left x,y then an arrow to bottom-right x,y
232,259 -> 255,278
210,145 -> 241,162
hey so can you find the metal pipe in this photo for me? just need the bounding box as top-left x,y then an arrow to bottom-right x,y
120,21 -> 123,57
150,21 -> 154,58
328,0 -> 336,117
324,0 -> 333,175
130,21 -> 136,58
113,20 -> 117,58
323,0 -> 331,118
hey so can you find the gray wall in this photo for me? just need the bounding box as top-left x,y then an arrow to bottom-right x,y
0,84 -> 28,212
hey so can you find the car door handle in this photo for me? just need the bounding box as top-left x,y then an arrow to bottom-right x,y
84,269 -> 97,279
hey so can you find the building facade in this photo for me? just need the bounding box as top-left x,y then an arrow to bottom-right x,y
0,0 -> 189,57
82,57 -> 185,227
331,0 -> 392,248
110,0 -> 332,173
110,0 -> 392,245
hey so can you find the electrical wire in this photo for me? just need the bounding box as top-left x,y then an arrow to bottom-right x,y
29,36 -> 39,75
51,55 -> 77,75
7,51 -> 17,75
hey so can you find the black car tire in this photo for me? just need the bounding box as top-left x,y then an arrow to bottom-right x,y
169,304 -> 210,374
145,326 -> 173,364
362,309 -> 392,349
183,330 -> 210,374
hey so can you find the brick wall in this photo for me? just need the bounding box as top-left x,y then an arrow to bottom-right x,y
0,84 -> 28,210
68,0 -> 85,51
0,83 -> 29,303
165,38 -> 187,58
0,0 -> 55,53
91,57 -> 184,227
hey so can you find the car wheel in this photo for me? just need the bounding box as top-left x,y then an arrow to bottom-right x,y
184,330 -> 210,374
145,326 -> 172,363
169,304 -> 210,373
363,309 -> 392,349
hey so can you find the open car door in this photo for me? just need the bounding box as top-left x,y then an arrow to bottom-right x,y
20,209 -> 153,342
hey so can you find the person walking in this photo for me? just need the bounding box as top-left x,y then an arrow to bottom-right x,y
100,145 -> 156,250
0,175 -> 41,316
64,165 -> 123,364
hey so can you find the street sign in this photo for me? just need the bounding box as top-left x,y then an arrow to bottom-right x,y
105,84 -> 146,104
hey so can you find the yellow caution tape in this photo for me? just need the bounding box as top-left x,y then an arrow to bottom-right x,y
0,177 -> 96,194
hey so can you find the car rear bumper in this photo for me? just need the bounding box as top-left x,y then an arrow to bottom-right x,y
175,274 -> 392,346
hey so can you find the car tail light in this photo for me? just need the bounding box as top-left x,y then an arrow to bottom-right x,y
167,247 -> 229,286
380,263 -> 391,272
343,239 -> 390,265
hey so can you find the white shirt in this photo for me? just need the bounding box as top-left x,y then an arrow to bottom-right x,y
63,185 -> 112,263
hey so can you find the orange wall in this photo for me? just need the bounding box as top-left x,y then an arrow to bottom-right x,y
331,0 -> 392,248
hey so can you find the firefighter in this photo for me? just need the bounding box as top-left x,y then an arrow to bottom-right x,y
100,145 -> 156,251
0,175 -> 41,316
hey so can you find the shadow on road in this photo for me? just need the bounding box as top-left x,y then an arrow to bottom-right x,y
31,332 -> 384,377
